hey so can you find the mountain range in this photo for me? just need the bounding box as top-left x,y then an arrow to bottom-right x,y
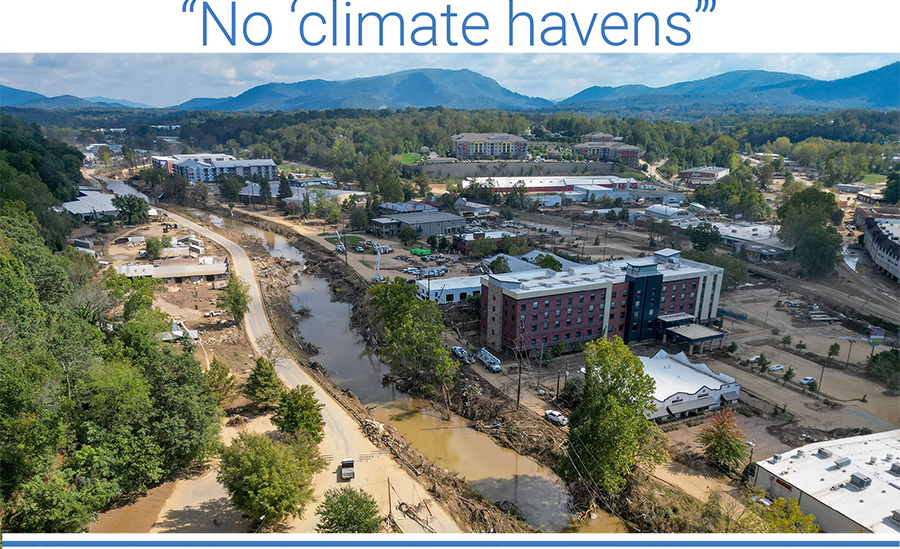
1,63 -> 897,115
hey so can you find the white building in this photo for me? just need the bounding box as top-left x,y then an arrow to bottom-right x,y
640,350 -> 740,421
862,218 -> 900,281
752,429 -> 900,533
454,198 -> 491,217
61,190 -> 121,220
416,275 -> 483,304
645,204 -> 695,220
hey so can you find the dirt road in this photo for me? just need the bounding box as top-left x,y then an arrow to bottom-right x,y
159,209 -> 461,534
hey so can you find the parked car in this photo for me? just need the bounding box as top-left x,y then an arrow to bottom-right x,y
545,410 -> 568,426
768,364 -> 784,372
354,246 -> 365,252
799,376 -> 816,385
340,458 -> 355,481
464,353 -> 476,364
451,346 -> 467,358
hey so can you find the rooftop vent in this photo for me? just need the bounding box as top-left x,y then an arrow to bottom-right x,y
891,510 -> 900,526
890,462 -> 900,476
818,448 -> 833,458
850,473 -> 872,490
771,454 -> 784,463
835,457 -> 852,468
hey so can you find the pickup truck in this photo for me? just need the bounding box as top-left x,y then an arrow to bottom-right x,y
340,458 -> 355,481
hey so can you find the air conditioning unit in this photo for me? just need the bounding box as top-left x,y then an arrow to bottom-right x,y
891,510 -> 900,526
890,462 -> 900,476
850,472 -> 872,490
834,457 -> 851,468
771,454 -> 784,463
818,448 -> 833,458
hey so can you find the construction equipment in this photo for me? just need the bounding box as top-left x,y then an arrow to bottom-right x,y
372,247 -> 384,283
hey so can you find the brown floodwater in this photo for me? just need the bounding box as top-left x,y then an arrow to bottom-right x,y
199,211 -> 625,533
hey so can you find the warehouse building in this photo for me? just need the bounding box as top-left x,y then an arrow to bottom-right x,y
370,211 -> 465,239
416,275 -> 484,304
751,429 -> 900,533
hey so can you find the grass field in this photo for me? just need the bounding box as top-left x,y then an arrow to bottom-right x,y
324,235 -> 365,247
397,153 -> 422,165
860,173 -> 887,184
618,171 -> 649,180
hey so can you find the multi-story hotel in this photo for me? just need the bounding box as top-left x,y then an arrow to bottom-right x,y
450,133 -> 529,160
480,249 -> 723,353
151,154 -> 277,183
572,132 -> 640,167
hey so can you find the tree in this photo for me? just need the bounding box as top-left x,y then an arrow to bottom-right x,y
682,250 -> 749,290
218,432 -> 319,525
144,237 -> 163,261
244,357 -> 283,408
189,181 -> 209,207
221,273 -> 251,324
564,338 -> 668,496
757,354 -> 770,374
218,175 -> 244,201
427,235 -> 438,251
696,408 -> 749,472
258,180 -> 272,211
883,171 -> 900,205
316,487 -> 382,533
757,496 -> 819,533
112,194 -> 149,225
687,222 -> 721,252
534,253 -> 563,271
348,208 -> 369,231
827,343 -> 841,359
778,187 -> 843,278
398,226 -> 418,246
489,256 -> 511,274
467,237 -> 496,258
272,385 -> 325,443
782,366 -> 796,384
781,335 -> 792,347
205,357 -> 239,408
278,175 -> 293,201
867,349 -> 900,392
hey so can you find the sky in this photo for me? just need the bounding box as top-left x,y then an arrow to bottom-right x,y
1,53 -> 898,108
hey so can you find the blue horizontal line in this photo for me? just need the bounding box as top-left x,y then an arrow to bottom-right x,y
4,542 -> 898,548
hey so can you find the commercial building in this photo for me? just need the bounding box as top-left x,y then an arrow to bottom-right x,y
462,176 -> 640,196
573,142 -> 640,167
153,154 -> 277,183
751,429 -> 900,533
640,350 -> 740,422
151,153 -> 236,172
669,219 -> 792,261
450,133 -> 528,160
678,167 -> 730,186
480,248 -> 723,353
117,256 -> 229,287
862,217 -> 900,281
379,201 -> 438,215
61,190 -> 122,220
645,204 -> 695,220
454,230 -> 517,255
370,211 -> 465,239
416,275 -> 483,304
454,198 -> 491,217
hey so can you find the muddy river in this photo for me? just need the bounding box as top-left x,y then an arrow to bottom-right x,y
193,210 -> 624,533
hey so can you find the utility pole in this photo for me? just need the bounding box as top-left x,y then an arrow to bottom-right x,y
555,370 -> 561,401
516,321 -> 524,410
817,362 -> 826,399
846,339 -> 854,367
387,477 -> 392,527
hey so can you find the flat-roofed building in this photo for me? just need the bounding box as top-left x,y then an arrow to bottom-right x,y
416,275 -> 484,304
480,248 -> 723,353
573,141 -> 640,167
370,211 -> 465,239
863,218 -> 900,281
678,167 -> 730,187
61,190 -> 123,220
751,429 -> 900,533
639,349 -> 739,422
450,133 -> 528,160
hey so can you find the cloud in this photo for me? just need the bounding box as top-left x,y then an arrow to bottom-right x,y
0,53 -> 897,107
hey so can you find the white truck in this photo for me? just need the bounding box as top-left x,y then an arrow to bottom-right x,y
476,347 -> 501,373
340,458 -> 355,481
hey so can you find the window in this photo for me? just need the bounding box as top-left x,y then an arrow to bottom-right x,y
544,312 -> 549,319
520,315 -> 525,322
545,300 -> 550,307
636,289 -> 642,295
692,282 -> 697,289
579,296 -> 584,303
492,306 -> 495,312
533,301 -> 538,309
661,297 -> 666,303
578,308 -> 583,314
635,301 -> 641,308
690,292 -> 695,298
662,285 -> 667,292
608,325 -> 614,332
542,337 -> 548,344
567,308 -> 572,315
620,312 -> 625,318
531,325 -> 537,332
588,316 -> 593,323
555,321 -> 560,328
556,299 -> 561,307
577,317 -> 582,325
531,339 -> 536,346
682,283 -> 687,290
621,300 -> 626,307
590,293 -> 595,301
532,314 -> 538,321
589,305 -> 594,312
609,313 -> 614,320
566,319 -> 572,326
587,329 -> 592,336
622,290 -> 628,297
681,293 -> 685,300
610,302 -> 616,310
565,333 -> 571,340
568,297 -> 573,305
543,322 -> 549,329
554,334 -> 559,342
612,291 -> 617,298
447,294 -> 455,302
679,305 -> 684,311
576,331 -> 581,338
521,304 -> 526,312
555,310 -> 561,317
632,323 -> 638,330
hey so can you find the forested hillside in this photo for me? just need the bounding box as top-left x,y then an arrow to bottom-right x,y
0,206 -> 221,531
0,114 -> 84,249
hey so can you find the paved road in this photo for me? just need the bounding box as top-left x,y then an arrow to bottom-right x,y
163,209 -> 461,533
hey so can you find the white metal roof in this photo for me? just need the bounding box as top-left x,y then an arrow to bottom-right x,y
640,350 -> 736,401
755,429 -> 900,534
62,191 -> 120,216
416,275 -> 484,293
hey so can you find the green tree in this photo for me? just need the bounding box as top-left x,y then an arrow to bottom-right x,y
244,357 -> 283,408
489,256 -> 511,274
564,338 -> 668,496
427,235 -> 438,251
205,357 -> 239,408
470,237 -> 498,258
867,349 -> 900,392
189,181 -> 209,207
883,171 -> 900,205
348,208 -> 369,231
687,222 -> 722,252
782,366 -> 796,384
316,487 -> 383,533
278,175 -> 293,201
218,175 -> 244,201
696,408 -> 749,472
272,385 -> 325,443
827,343 -> 841,359
398,226 -> 418,246
758,496 -> 820,533
218,432 -> 319,525
778,187 -> 843,278
258,180 -> 272,211
781,335 -> 793,347
535,253 -> 563,271
144,237 -> 163,261
221,273 -> 251,324
112,194 -> 150,225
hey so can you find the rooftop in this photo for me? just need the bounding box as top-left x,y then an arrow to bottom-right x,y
451,133 -> 527,142
62,190 -> 122,216
640,350 -> 736,402
210,159 -> 276,168
755,429 -> 900,534
416,275 -> 485,292
385,211 -> 465,224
